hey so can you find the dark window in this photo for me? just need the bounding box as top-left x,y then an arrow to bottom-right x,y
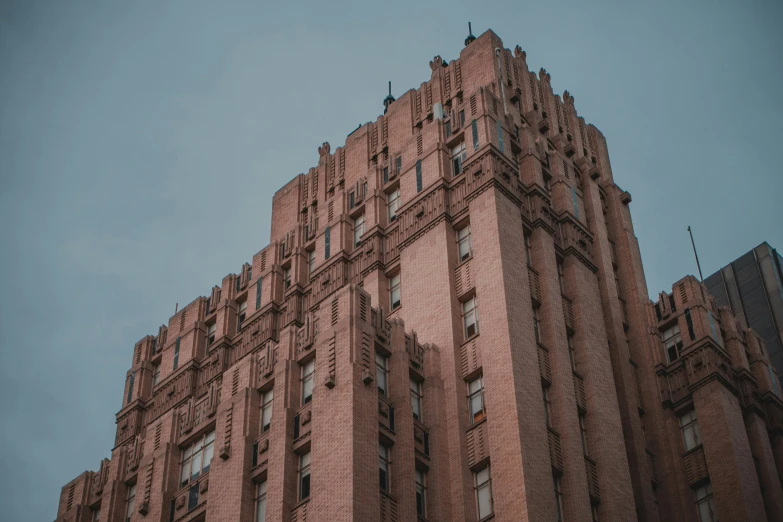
349,192 -> 355,209
256,277 -> 262,310
472,119 -> 479,150
459,110 -> 465,127
416,160 -> 422,192
188,484 -> 199,511
325,227 -> 331,259
445,120 -> 452,137
247,267 -> 252,281
127,372 -> 135,404
497,120 -> 504,153
396,156 -> 402,173
669,294 -> 677,313
383,167 -> 389,184
685,309 -> 696,341
235,276 -> 241,292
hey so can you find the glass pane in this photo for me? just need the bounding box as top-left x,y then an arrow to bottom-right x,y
180,459 -> 190,486
300,452 -> 311,468
477,484 -> 491,517
256,497 -> 267,522
205,431 -> 215,444
470,394 -> 483,416
476,467 -> 489,485
300,473 -> 310,500
203,444 -> 214,472
191,452 -> 202,480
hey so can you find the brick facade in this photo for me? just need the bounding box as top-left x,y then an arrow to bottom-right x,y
54,29 -> 783,522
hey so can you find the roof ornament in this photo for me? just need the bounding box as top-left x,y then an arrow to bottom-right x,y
465,22 -> 476,47
383,81 -> 395,114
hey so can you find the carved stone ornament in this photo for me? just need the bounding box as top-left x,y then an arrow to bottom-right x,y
514,45 -> 526,60
259,438 -> 269,453
563,90 -> 575,106
218,444 -> 230,460
414,427 -> 425,442
199,478 -> 209,494
175,494 -> 185,509
318,142 -> 331,157
429,55 -> 443,71
378,401 -> 390,417
301,409 -> 312,425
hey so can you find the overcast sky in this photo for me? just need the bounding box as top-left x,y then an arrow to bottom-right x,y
1,1 -> 781,519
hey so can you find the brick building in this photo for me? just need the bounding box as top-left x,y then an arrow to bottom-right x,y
54,28 -> 783,522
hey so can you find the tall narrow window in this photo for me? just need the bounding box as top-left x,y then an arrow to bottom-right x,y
468,376 -> 485,424
497,120 -> 505,153
173,337 -> 180,370
451,142 -> 466,176
463,297 -> 478,338
533,308 -> 541,344
255,480 -> 267,522
283,268 -> 291,291
579,415 -> 589,456
395,156 -> 402,174
567,335 -> 576,371
179,430 -> 215,487
459,109 -> 465,127
694,482 -> 717,522
324,226 -> 331,259
378,443 -> 391,492
125,484 -> 136,522
543,172 -> 552,194
416,160 -> 422,193
256,277 -> 262,310
387,189 -> 400,222
679,410 -> 701,451
92,507 -> 100,522
354,214 -> 365,247
376,354 -> 389,396
153,364 -> 161,386
301,359 -> 315,405
472,119 -> 479,150
410,378 -> 423,421
663,324 -> 683,363
127,372 -> 135,404
457,225 -> 472,261
524,234 -> 532,265
308,250 -> 316,279
207,323 -> 216,347
553,477 -> 564,522
298,452 -> 311,501
474,466 -> 493,518
237,301 -> 247,332
416,469 -> 427,517
557,261 -> 566,294
390,274 -> 401,310
543,387 -> 552,427
261,389 -> 274,432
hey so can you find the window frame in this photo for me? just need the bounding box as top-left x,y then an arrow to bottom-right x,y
474,465 -> 493,519
301,359 -> 316,405
378,442 -> 391,493
451,141 -> 467,177
416,469 -> 427,517
353,214 -> 366,248
207,322 -> 217,347
376,354 -> 389,396
457,224 -> 472,262
238,301 -> 247,332
152,363 -> 161,386
125,484 -> 136,522
679,410 -> 702,451
298,452 -> 311,501
390,274 -> 401,310
694,482 -> 717,522
179,430 -> 216,488
308,250 -> 316,280
410,378 -> 423,421
261,389 -> 274,432
663,323 -> 684,363
283,267 -> 292,291
463,297 -> 478,339
255,480 -> 267,522
468,376 -> 485,424
387,189 -> 400,223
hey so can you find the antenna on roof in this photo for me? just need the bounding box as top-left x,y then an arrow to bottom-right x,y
383,81 -> 395,114
687,226 -> 705,282
465,22 -> 477,47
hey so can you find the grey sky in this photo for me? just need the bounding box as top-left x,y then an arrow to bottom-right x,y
1,1 -> 781,519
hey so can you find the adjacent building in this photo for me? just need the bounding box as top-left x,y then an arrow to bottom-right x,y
54,29 -> 783,522
705,243 -> 783,385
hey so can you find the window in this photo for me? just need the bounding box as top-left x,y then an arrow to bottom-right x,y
383,166 -> 389,184
237,301 -> 247,332
125,484 -> 136,522
308,250 -> 316,279
543,387 -> 552,427
663,324 -> 683,363
416,160 -> 422,193
207,323 -> 216,347
567,335 -> 576,371
388,189 -> 400,222
396,156 -> 402,174
457,225 -> 472,261
533,307 -> 541,344
410,378 -> 422,421
524,234 -> 532,265
474,466 -> 493,518
463,297 -> 478,339
127,372 -> 135,404
376,354 -> 389,396
416,469 -> 427,517
579,415 -> 589,456
557,261 -> 565,295
472,119 -> 479,150
468,376 -> 485,424
298,452 -> 311,501
92,507 -> 100,522
378,443 -> 391,492
390,274 -> 401,310
543,172 -> 551,194
261,389 -> 274,432
256,277 -> 263,310
173,337 -> 180,371
451,142 -> 466,176
459,109 -> 465,127
445,119 -> 452,138
497,120 -> 504,154
354,214 -> 365,247
152,364 -> 161,386
283,268 -> 291,291
301,359 -> 315,405
679,410 -> 701,451
255,480 -> 267,522
694,483 -> 717,521
325,227 -> 331,259
179,430 -> 215,487
553,476 -> 564,522
247,267 -> 252,281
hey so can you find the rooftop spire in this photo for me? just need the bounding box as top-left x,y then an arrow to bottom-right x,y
383,81 -> 395,114
465,22 -> 476,46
